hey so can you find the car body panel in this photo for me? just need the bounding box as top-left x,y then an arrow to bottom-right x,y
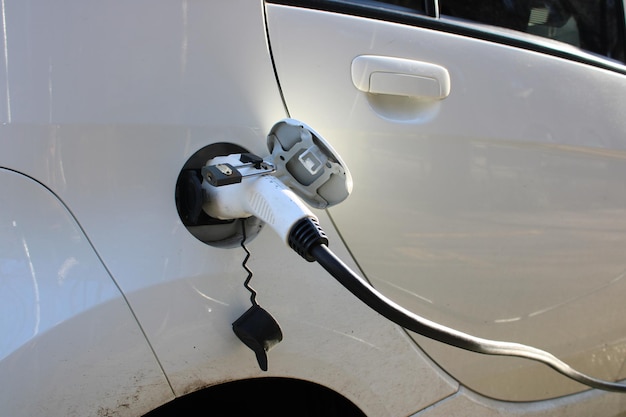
266,2 -> 626,401
3,0 -> 626,414
0,1 -> 460,416
0,169 -> 174,417
411,387 -> 626,417
124,207 -> 458,415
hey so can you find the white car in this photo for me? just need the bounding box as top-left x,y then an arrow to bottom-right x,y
2,0 -> 626,416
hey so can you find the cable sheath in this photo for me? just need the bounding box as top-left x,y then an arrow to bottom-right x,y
310,243 -> 626,393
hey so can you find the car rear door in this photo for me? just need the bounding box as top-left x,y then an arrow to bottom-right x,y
266,0 -> 626,401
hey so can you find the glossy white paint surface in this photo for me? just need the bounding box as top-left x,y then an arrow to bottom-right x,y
3,0 -> 626,414
0,1 -> 460,416
126,207 -> 458,415
267,2 -> 626,403
0,169 -> 173,416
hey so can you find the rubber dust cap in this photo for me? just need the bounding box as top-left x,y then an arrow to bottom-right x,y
232,304 -> 283,371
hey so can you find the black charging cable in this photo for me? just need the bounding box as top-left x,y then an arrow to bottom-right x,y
288,217 -> 626,393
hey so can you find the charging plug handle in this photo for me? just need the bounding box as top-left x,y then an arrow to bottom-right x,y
202,154 -> 317,245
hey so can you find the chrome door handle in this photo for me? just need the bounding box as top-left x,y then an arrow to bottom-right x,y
351,55 -> 451,100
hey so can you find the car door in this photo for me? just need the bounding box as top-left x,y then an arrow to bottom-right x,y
266,0 -> 626,401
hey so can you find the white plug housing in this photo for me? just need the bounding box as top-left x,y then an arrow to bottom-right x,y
200,119 -> 352,246
201,155 -> 316,245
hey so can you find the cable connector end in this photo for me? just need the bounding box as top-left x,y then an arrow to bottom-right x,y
288,217 -> 329,262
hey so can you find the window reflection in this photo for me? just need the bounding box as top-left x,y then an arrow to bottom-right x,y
439,0 -> 626,63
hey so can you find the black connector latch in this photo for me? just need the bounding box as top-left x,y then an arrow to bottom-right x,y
202,163 -> 242,187
240,153 -> 264,169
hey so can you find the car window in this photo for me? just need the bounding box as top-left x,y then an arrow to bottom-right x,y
371,0 -> 626,63
293,0 -> 432,16
358,0 -> 429,14
440,0 -> 626,63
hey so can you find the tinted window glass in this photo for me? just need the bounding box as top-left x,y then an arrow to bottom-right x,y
439,0 -> 626,63
335,0 -> 429,15
277,0 -> 626,68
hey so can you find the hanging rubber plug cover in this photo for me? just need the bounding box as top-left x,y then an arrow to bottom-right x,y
232,305 -> 283,371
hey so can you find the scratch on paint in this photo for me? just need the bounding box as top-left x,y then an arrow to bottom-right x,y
1,0 -> 10,122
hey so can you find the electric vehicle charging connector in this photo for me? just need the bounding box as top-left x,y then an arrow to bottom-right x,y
198,119 -> 626,392
202,153 -> 318,246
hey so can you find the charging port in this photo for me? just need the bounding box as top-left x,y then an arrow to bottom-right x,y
175,143 -> 263,248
